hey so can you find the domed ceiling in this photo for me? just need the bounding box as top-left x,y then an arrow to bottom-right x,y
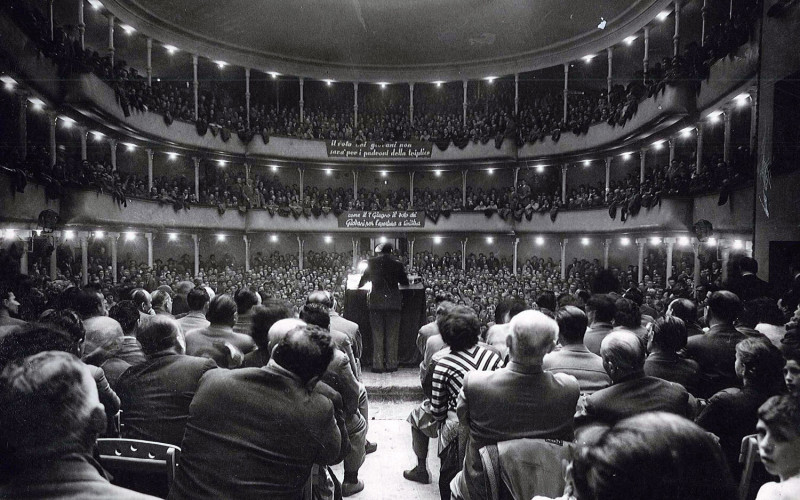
107,0 -> 669,81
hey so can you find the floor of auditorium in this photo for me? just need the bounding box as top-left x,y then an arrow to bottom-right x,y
330,368 -> 440,499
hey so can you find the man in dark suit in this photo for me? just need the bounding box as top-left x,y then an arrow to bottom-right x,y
727,257 -> 775,302
685,290 -> 747,398
584,294 -> 616,355
666,298 -> 705,337
544,306 -> 611,395
168,325 -> 348,500
644,316 -> 702,396
116,316 -> 217,446
358,243 -> 409,372
576,330 -> 695,431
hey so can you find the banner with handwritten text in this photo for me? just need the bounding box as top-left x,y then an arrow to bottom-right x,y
338,211 -> 426,228
326,140 -> 432,159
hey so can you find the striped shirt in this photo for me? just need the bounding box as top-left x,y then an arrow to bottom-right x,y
431,344 -> 503,422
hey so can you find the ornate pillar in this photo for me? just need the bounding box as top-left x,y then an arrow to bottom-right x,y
561,164 -> 568,204
665,238 -> 675,284
77,0 -> 85,50
513,167 -> 520,191
692,242 -> 701,298
563,63 -> 569,123
514,73 -> 519,115
298,168 -> 304,202
643,26 -> 650,82
192,55 -> 199,121
636,239 -> 645,284
605,157 -> 612,200
723,106 -> 732,163
110,232 -> 118,284
80,232 -> 89,286
607,47 -> 613,102
461,238 -> 468,271
17,93 -> 28,161
47,110 -> 57,167
512,238 -> 520,275
409,172 -> 415,206
462,170 -> 467,208
353,82 -> 358,128
639,148 -> 647,184
146,149 -> 154,191
701,0 -> 709,45
352,238 -> 358,269
50,235 -> 58,280
245,68 -> 251,129
19,236 -> 29,275
192,234 -> 200,276
749,87 -> 758,153
297,237 -> 305,270
299,77 -> 304,123
720,240 -> 732,284
668,138 -> 676,166
409,239 -> 415,269
243,235 -> 251,272
409,82 -> 414,125
353,170 -> 358,199
673,1 -> 680,57
78,126 -> 88,161
193,156 -> 200,199
48,0 -> 54,40
146,38 -> 153,86
560,239 -> 568,280
107,15 -> 115,68
145,232 -> 153,268
108,138 -> 118,171
603,239 -> 611,269
696,121 -> 705,173
462,80 -> 468,127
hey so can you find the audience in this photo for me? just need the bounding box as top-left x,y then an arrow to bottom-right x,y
184,293 -> 255,367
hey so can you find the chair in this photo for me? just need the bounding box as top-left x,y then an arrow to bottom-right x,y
96,438 -> 180,496
738,434 -> 760,500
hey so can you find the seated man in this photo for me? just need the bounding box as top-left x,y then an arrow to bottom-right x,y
454,310 -> 580,500
240,300 -> 293,368
544,306 -> 610,395
184,294 -> 254,368
0,351 -> 158,499
233,288 -> 260,335
583,294 -> 616,355
176,287 -> 211,334
116,316 -> 217,446
644,316 -> 702,396
756,394 -> 800,499
576,330 -> 696,431
108,300 -> 147,366
82,316 -> 130,389
168,325 -> 348,500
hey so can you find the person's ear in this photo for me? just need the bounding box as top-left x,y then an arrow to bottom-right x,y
88,406 -> 107,436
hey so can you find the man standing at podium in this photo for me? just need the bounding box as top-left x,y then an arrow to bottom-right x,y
359,243 -> 409,372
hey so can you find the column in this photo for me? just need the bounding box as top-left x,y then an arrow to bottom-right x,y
749,87 -> 758,153
668,138 -> 676,165
298,168 -> 304,202
145,233 -> 153,268
562,63 -> 569,123
47,110 -> 57,167
461,239 -> 468,271
80,232 -> 89,286
353,82 -> 358,128
409,172 -> 415,206
561,164 -> 568,203
146,38 -> 153,86
665,238 -> 675,284
299,77 -> 305,122
297,237 -> 305,270
696,122 -> 705,173
461,170 -> 467,208
605,157 -> 612,200
50,235 -> 58,280
353,170 -> 358,199
192,55 -> 199,121
19,237 -> 29,275
512,238 -> 520,275
108,15 -> 115,68
723,106 -> 732,162
193,157 -> 200,199
560,239 -> 568,280
245,68 -> 251,128
673,1 -> 680,57
409,240 -> 415,269
720,240 -> 732,283
514,73 -> 519,115
109,138 -> 118,171
636,239 -> 645,284
352,239 -> 358,269
192,234 -> 200,276
462,80 -> 468,127
78,126 -> 88,161
77,0 -> 85,50
409,83 -> 415,125
639,148 -> 647,184
146,149 -> 154,191
17,93 -> 28,161
603,239 -> 611,269
513,167 -> 520,191
701,0 -> 709,45
111,233 -> 118,283
48,0 -> 54,40
643,27 -> 650,82
692,242 -> 701,298
243,235 -> 251,272
607,47 -> 613,102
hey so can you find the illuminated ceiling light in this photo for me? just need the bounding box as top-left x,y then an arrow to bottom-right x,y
581,237 -> 590,246
124,143 -> 136,151
214,60 -> 227,69
163,44 -> 178,54
735,93 -> 750,106
678,236 -> 690,246
652,140 -> 665,149
624,35 -> 637,45
433,236 -> 442,244
486,237 -> 494,244
733,239 -> 744,249
120,24 -> 135,35
271,164 -> 278,172
324,79 -> 334,86
4,229 -> 16,239
487,168 -> 494,175
379,236 -> 387,243
325,168 -> 332,175
536,164 -> 545,173
657,10 -> 670,21
167,152 -> 178,160
620,237 -> 630,246
381,170 -> 388,177
485,76 -> 497,83
680,126 -> 694,137
168,233 -> 178,241
433,81 -> 444,87
535,236 -> 545,246
651,237 -> 662,245
378,82 -> 388,89
582,54 -> 595,63
91,131 -> 104,141
707,237 -> 717,246
217,234 -> 226,242
28,97 -> 45,111
434,170 -> 442,177
270,234 -> 278,242
217,159 -> 226,166
324,235 -> 333,244
707,110 -> 723,123
94,230 -> 104,239
60,116 -> 75,128
583,160 -> 591,166
88,0 -> 103,10
35,229 -> 42,236
622,152 -> 632,160
125,231 -> 136,241
64,230 -> 75,240
268,71 -> 280,79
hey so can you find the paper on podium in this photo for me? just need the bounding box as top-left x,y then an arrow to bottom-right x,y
347,274 -> 370,291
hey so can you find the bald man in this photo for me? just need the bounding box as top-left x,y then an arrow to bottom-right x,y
83,316 -> 131,389
453,310 -> 580,500
575,330 -> 696,431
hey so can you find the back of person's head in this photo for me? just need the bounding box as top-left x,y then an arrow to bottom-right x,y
587,294 -> 616,323
306,290 -> 334,308
187,287 -> 210,312
622,286 -> 644,306
736,337 -> 785,392
299,303 -> 331,330
591,269 -> 621,295
267,318 -> 306,354
508,309 -> 558,361
206,294 -> 237,326
600,330 -> 646,378
571,412 -> 736,500
137,316 -> 182,355
131,288 -> 152,313
250,300 -> 293,350
108,300 -> 139,336
0,351 -> 106,463
439,305 -> 481,351
175,281 -> 194,296
378,242 -> 394,254
0,324 -> 80,369
753,298 -> 785,326
72,288 -> 104,319
150,289 -> 171,311
38,309 -> 86,347
738,300 -> 760,328
234,288 -> 259,314
667,298 -> 697,326
558,293 -> 582,309
708,291 -> 741,324
555,306 -> 589,345
650,316 -> 688,353
536,291 -> 557,313
614,298 -> 641,329
271,325 -> 335,384
739,256 -> 759,274
82,316 -> 124,365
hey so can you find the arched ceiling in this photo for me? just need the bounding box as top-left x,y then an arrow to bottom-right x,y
105,0 -> 672,82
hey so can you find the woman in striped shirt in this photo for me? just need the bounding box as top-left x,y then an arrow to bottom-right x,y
430,305 -> 503,500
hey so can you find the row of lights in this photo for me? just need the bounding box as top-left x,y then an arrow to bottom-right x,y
583,9 -> 671,63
